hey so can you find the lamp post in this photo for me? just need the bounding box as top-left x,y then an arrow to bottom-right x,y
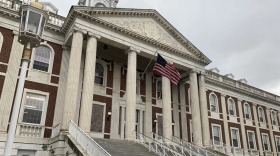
3,1 -> 48,155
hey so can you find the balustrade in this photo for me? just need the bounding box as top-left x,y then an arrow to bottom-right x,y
16,124 -> 44,138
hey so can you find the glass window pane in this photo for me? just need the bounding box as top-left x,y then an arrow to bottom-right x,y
95,63 -> 104,85
39,16 -> 45,36
248,132 -> 255,149
210,94 -> 217,112
21,11 -> 27,31
213,126 -> 220,145
22,93 -> 45,124
27,11 -> 41,34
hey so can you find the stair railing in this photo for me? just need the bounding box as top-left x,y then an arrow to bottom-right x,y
69,120 -> 111,156
172,135 -> 219,156
135,131 -> 184,156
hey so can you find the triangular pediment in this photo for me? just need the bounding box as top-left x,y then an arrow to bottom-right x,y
68,7 -> 211,65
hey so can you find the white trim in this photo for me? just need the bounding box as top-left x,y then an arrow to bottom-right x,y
212,124 -> 222,146
258,107 -> 266,123
227,97 -> 236,116
0,32 -> 3,54
262,133 -> 270,151
230,127 -> 240,148
188,88 -> 191,113
89,101 -> 106,138
244,103 -> 251,120
156,113 -> 162,135
95,59 -> 108,87
271,110 -> 278,126
209,92 -> 219,112
247,130 -> 256,150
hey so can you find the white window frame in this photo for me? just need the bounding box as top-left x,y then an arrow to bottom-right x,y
156,79 -> 162,99
230,127 -> 240,148
18,89 -> 49,126
247,131 -> 256,150
0,32 -> 3,54
212,124 -> 222,146
244,103 -> 251,120
30,43 -> 54,73
89,101 -> 106,138
258,107 -> 265,123
271,110 -> 278,126
262,133 -> 270,151
228,98 -> 236,116
95,59 -> 108,87
209,93 -> 218,112
275,135 -> 280,152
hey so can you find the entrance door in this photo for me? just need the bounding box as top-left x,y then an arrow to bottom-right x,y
157,116 -> 163,136
123,109 -> 140,137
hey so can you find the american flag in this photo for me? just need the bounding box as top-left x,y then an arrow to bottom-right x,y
153,54 -> 181,85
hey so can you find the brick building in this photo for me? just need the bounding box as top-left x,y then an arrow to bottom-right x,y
0,0 -> 279,156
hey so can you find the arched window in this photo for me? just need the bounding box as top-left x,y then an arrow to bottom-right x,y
210,93 -> 218,112
95,3 -> 106,7
228,98 -> 235,116
33,46 -> 51,72
95,63 -> 104,85
157,81 -> 162,99
258,107 -> 265,123
271,111 -> 277,125
244,103 -> 251,119
0,32 -> 3,53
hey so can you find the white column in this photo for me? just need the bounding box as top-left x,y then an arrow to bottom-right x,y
237,99 -> 248,152
180,81 -> 188,141
252,103 -> 263,155
110,62 -> 122,139
139,110 -> 143,133
79,32 -> 100,133
61,28 -> 85,131
162,76 -> 172,140
172,84 -> 180,138
0,31 -> 23,133
198,74 -> 210,147
265,107 -> 277,155
221,94 -> 230,146
120,106 -> 125,140
189,70 -> 203,146
145,72 -> 153,138
125,47 -> 140,140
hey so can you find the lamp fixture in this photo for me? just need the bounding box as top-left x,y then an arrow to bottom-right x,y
172,120 -> 175,126
107,109 -> 112,121
153,117 -> 157,127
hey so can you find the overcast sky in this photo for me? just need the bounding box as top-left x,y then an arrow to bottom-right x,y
41,0 -> 280,96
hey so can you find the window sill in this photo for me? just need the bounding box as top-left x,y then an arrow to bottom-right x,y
32,68 -> 50,74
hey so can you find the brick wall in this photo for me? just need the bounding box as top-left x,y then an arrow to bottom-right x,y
0,27 -> 13,64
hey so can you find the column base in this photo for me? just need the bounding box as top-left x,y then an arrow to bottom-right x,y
125,136 -> 135,141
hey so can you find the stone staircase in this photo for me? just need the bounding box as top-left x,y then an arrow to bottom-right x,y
93,138 -> 160,156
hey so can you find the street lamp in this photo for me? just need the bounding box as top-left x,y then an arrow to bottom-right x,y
3,1 -> 48,156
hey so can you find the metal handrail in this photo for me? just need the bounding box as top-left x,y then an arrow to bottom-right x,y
172,135 -> 218,156
69,120 -> 111,156
135,131 -> 184,156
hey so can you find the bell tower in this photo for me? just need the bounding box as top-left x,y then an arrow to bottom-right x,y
78,0 -> 119,8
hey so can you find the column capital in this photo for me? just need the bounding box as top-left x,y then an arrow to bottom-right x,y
12,30 -> 19,36
237,98 -> 243,102
62,45 -> 70,51
113,61 -> 123,67
72,26 -> 87,35
220,93 -> 227,97
252,103 -> 258,107
126,47 -> 140,54
88,31 -> 101,39
190,69 -> 200,74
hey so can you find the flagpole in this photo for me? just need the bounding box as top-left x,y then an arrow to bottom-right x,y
139,50 -> 158,80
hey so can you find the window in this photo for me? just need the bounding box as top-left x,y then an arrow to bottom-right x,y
248,132 -> 255,149
271,111 -> 277,125
22,93 -> 45,124
231,129 -> 239,147
258,107 -> 265,122
262,134 -> 270,151
210,94 -> 218,112
213,126 -> 221,145
33,46 -> 51,72
157,81 -> 162,99
95,63 -> 104,85
244,104 -> 251,119
276,137 -> 280,152
228,99 -> 235,116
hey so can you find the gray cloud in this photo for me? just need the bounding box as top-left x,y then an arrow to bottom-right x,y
40,0 -> 280,95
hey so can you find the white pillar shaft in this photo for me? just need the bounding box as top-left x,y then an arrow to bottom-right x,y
190,71 -> 203,146
221,94 -> 230,145
237,100 -> 248,151
252,104 -> 264,155
162,76 -> 172,140
172,84 -> 180,138
4,59 -> 29,156
198,74 -> 210,147
120,106 -> 125,140
79,36 -> 98,133
180,82 -> 188,141
145,72 -> 153,138
110,62 -> 122,139
61,31 -> 84,130
266,108 -> 277,155
125,50 -> 137,140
